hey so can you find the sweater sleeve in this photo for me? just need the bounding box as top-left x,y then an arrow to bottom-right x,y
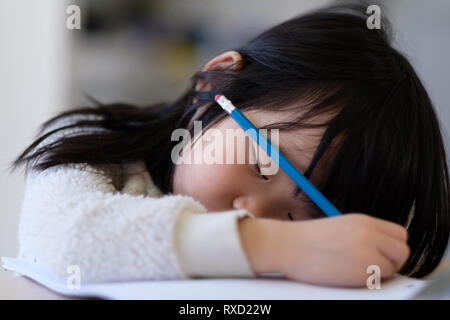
18,163 -> 212,283
175,209 -> 257,278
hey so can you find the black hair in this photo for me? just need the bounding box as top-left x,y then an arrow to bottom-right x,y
11,3 -> 449,278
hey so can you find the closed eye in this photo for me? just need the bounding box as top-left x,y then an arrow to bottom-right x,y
295,192 -> 326,219
252,163 -> 270,181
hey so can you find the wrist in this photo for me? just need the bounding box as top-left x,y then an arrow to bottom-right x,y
238,217 -> 288,274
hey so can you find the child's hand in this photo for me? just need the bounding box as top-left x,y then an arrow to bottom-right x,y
238,213 -> 410,287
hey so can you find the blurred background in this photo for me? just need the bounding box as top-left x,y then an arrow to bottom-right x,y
1,0 -> 449,260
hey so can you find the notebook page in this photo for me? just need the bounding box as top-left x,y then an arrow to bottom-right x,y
1,257 -> 429,300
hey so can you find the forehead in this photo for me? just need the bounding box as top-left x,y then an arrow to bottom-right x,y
212,109 -> 327,174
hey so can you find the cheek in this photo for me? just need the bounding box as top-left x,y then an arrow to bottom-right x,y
174,162 -> 244,211
173,124 -> 252,211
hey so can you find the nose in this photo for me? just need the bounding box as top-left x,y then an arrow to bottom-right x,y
232,193 -> 278,218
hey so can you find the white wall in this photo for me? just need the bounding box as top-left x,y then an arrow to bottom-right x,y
0,0 -> 70,257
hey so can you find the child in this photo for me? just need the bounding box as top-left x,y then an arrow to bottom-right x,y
12,3 -> 449,287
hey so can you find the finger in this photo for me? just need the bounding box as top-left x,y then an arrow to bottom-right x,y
376,236 -> 410,273
373,253 -> 396,279
347,213 -> 409,243
373,218 -> 409,242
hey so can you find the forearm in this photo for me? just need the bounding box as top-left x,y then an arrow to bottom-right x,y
238,217 -> 289,275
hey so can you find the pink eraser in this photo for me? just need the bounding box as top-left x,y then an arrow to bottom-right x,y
215,94 -> 222,102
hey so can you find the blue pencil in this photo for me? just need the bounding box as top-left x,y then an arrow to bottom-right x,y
215,94 -> 341,217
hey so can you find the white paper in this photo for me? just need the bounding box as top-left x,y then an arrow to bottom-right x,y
1,256 -> 429,300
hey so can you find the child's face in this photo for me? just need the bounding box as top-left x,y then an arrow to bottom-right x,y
172,109 -> 327,221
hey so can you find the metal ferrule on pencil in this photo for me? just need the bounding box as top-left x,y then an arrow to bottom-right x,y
215,95 -> 235,114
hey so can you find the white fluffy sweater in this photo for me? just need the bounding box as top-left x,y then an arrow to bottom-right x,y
17,115 -> 256,283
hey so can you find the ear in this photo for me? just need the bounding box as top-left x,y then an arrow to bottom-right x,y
188,51 -> 243,131
195,50 -> 243,91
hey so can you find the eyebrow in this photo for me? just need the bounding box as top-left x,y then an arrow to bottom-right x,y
260,134 -> 306,199
292,185 -> 302,198
275,143 -> 306,199
254,125 -> 326,219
